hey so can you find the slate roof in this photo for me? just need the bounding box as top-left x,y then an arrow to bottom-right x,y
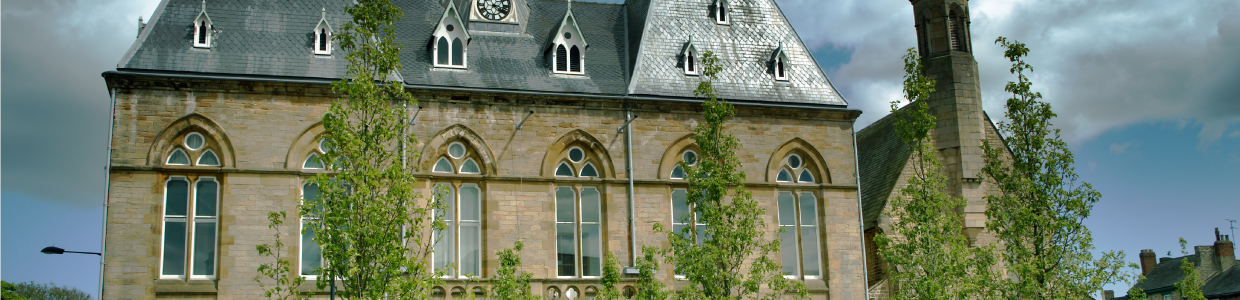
117,0 -> 847,107
1129,255 -> 1240,298
856,109 -> 913,229
120,0 -> 353,79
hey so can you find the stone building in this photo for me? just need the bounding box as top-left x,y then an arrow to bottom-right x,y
1107,230 -> 1239,300
100,0 -> 870,299
856,0 -> 1012,297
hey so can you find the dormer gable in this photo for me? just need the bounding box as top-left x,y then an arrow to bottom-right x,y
547,1 -> 587,75
770,43 -> 790,81
313,8 -> 334,55
192,0 -> 214,48
679,37 -> 699,76
433,0 -> 471,68
713,0 -> 731,24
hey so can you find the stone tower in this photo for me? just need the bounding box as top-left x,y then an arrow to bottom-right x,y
910,0 -> 988,242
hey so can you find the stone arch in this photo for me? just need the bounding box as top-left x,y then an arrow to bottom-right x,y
657,133 -> 702,180
420,124 -> 497,174
765,138 -> 831,184
285,122 -> 328,170
540,129 -> 615,178
147,113 -> 235,167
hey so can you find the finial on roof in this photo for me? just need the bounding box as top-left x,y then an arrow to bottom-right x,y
321,7 -> 326,19
201,0 -> 206,11
567,0 -> 572,11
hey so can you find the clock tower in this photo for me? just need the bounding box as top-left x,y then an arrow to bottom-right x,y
910,0 -> 988,243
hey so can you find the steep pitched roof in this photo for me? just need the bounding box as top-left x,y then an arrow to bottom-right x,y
395,0 -> 628,95
120,0 -> 353,79
856,110 -> 914,229
1134,255 -> 1198,293
626,0 -> 846,105
1202,264 -> 1240,298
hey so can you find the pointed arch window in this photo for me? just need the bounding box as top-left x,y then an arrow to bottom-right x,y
197,150 -> 220,166
313,8 -> 333,55
167,131 -> 224,167
681,39 -> 699,76
714,0 -> 731,24
303,138 -> 329,169
772,46 -> 790,81
161,176 -> 219,279
168,149 -> 191,165
550,10 -> 587,75
192,1 -> 213,48
670,150 -> 697,180
772,151 -> 823,279
949,10 -> 968,52
428,139 -> 486,278
433,2 -> 469,68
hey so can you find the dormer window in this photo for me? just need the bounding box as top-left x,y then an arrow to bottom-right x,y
192,0 -> 213,48
714,0 -> 730,24
771,44 -> 790,81
549,4 -> 587,75
433,1 -> 470,68
680,38 -> 699,76
313,8 -> 333,55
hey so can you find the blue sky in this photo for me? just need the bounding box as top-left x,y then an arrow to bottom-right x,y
2,0 -> 1238,297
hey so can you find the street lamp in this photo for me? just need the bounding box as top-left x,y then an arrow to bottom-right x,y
40,246 -> 101,256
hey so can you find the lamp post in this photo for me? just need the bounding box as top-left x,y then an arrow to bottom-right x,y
40,246 -> 102,256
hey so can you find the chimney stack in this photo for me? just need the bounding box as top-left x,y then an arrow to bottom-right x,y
1217,230 -> 1235,271
1103,290 -> 1115,300
1140,249 -> 1157,275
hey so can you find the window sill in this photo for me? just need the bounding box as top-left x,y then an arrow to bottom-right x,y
296,279 -> 344,293
154,278 -> 217,294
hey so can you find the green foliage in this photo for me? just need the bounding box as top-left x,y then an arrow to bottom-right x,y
598,252 -> 625,300
633,245 -> 671,300
295,0 -> 445,299
652,50 -> 806,299
489,241 -> 538,300
1125,263 -> 1149,300
873,48 -> 998,300
982,37 -> 1128,299
1175,238 -> 1206,300
1,281 -> 89,300
254,211 -> 305,300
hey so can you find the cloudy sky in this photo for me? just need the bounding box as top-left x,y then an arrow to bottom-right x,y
2,0 -> 1237,297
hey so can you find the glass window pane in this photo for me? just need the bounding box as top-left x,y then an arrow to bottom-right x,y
580,163 -> 599,177
301,220 -> 321,276
798,169 -> 814,183
168,149 -> 190,165
437,37 -> 449,65
303,154 -> 324,169
568,147 -> 584,162
452,38 -> 464,66
556,187 -> 576,223
197,150 -> 220,166
788,155 -> 802,168
778,191 -> 796,226
185,133 -> 204,150
303,183 -> 319,202
459,185 -> 480,222
166,179 -> 189,216
800,192 -> 818,225
162,220 -> 187,276
434,157 -> 453,173
777,168 -> 792,182
580,187 -> 600,223
555,163 -> 574,177
673,224 -> 690,242
448,143 -> 466,158
801,226 -> 821,277
196,179 -> 217,217
780,226 -> 798,276
460,159 -> 480,174
671,166 -> 685,179
696,224 -> 709,243
460,223 -> 480,276
556,223 -> 576,276
192,221 -> 216,276
582,223 -> 602,277
683,151 -> 697,165
434,223 -> 455,273
672,189 -> 689,224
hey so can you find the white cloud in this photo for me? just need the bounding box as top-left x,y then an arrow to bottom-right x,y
1197,120 -> 1230,151
1228,129 -> 1240,138
778,0 -> 1240,145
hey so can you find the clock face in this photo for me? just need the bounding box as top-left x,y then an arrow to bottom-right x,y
476,0 -> 511,21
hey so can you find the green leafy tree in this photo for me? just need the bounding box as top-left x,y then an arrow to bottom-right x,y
652,50 -> 806,299
873,48 -> 998,300
634,245 -> 671,300
598,252 -> 625,300
1175,238 -> 1206,300
296,0 -> 445,298
2,281 -> 90,300
488,241 -> 538,300
982,37 -> 1128,299
254,211 -> 305,300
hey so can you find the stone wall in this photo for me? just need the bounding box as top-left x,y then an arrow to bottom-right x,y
102,74 -> 864,299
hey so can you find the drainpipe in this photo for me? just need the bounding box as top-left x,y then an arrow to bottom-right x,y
852,125 -> 869,299
99,88 -> 118,300
624,110 -> 638,267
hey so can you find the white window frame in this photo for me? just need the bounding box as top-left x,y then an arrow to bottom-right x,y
197,149 -> 220,166
776,190 -> 823,280
555,186 -> 603,278
167,148 -> 191,165
715,0 -> 731,25
159,175 -> 219,280
433,1 -> 470,69
432,182 -> 484,279
550,12 -> 587,75
192,2 -> 213,49
300,182 -> 323,280
774,55 -> 789,81
313,8 -> 333,56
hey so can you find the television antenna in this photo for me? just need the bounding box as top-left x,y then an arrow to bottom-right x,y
1228,219 -> 1237,239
